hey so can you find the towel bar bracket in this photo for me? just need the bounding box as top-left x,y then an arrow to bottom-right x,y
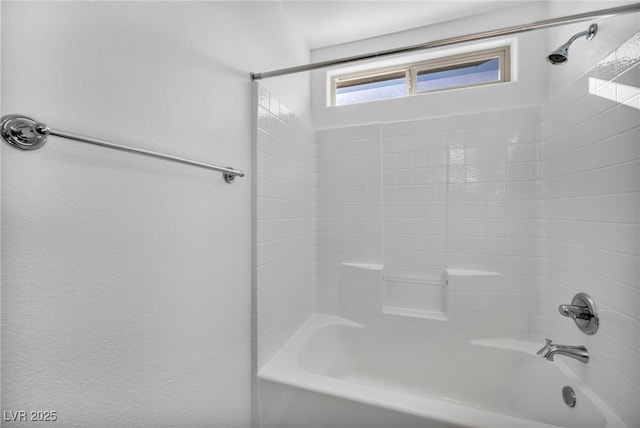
1,115 -> 48,151
222,167 -> 236,183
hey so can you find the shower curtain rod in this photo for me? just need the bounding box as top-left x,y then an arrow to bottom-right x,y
250,2 -> 640,81
0,115 -> 245,183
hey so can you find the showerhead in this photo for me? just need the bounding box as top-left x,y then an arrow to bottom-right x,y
547,43 -> 571,65
547,23 -> 598,65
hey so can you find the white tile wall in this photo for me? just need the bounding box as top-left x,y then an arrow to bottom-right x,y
315,107 -> 540,336
382,109 -> 540,282
536,32 -> 640,428
312,32 -> 638,426
315,124 -> 383,313
260,27 -> 639,428
254,84 -> 315,369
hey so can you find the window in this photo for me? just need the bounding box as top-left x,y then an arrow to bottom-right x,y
335,70 -> 408,105
331,46 -> 510,106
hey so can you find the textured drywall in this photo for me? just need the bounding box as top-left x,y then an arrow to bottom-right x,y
1,2 -> 308,427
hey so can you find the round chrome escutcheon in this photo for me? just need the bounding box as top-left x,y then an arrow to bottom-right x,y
0,115 -> 48,151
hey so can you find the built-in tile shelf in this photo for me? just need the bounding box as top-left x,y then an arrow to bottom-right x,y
338,262 -> 503,323
382,305 -> 449,321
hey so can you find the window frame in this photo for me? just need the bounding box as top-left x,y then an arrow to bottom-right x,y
330,46 -> 511,106
331,66 -> 410,107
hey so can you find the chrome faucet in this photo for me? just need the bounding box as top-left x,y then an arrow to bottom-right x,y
536,338 -> 589,363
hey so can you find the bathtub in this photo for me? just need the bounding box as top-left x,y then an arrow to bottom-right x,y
258,315 -> 628,428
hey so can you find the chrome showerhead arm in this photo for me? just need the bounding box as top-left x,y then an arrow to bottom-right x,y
547,23 -> 597,65
566,23 -> 598,45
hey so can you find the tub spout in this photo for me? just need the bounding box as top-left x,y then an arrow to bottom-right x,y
537,338 -> 589,364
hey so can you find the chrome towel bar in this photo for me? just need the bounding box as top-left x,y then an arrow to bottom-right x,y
0,114 -> 245,183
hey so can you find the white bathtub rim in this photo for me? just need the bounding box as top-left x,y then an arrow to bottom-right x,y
260,357 -> 560,428
259,314 -> 628,428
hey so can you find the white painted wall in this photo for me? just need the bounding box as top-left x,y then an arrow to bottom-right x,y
310,1 -> 548,129
1,2 -> 308,427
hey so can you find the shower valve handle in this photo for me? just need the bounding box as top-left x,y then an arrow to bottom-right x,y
558,293 -> 599,335
558,304 -> 591,320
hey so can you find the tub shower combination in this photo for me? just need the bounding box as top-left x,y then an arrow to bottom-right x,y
260,316 -> 612,428
252,4 -> 640,428
257,268 -> 621,428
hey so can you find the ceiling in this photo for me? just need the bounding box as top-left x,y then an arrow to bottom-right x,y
280,1 -> 530,50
